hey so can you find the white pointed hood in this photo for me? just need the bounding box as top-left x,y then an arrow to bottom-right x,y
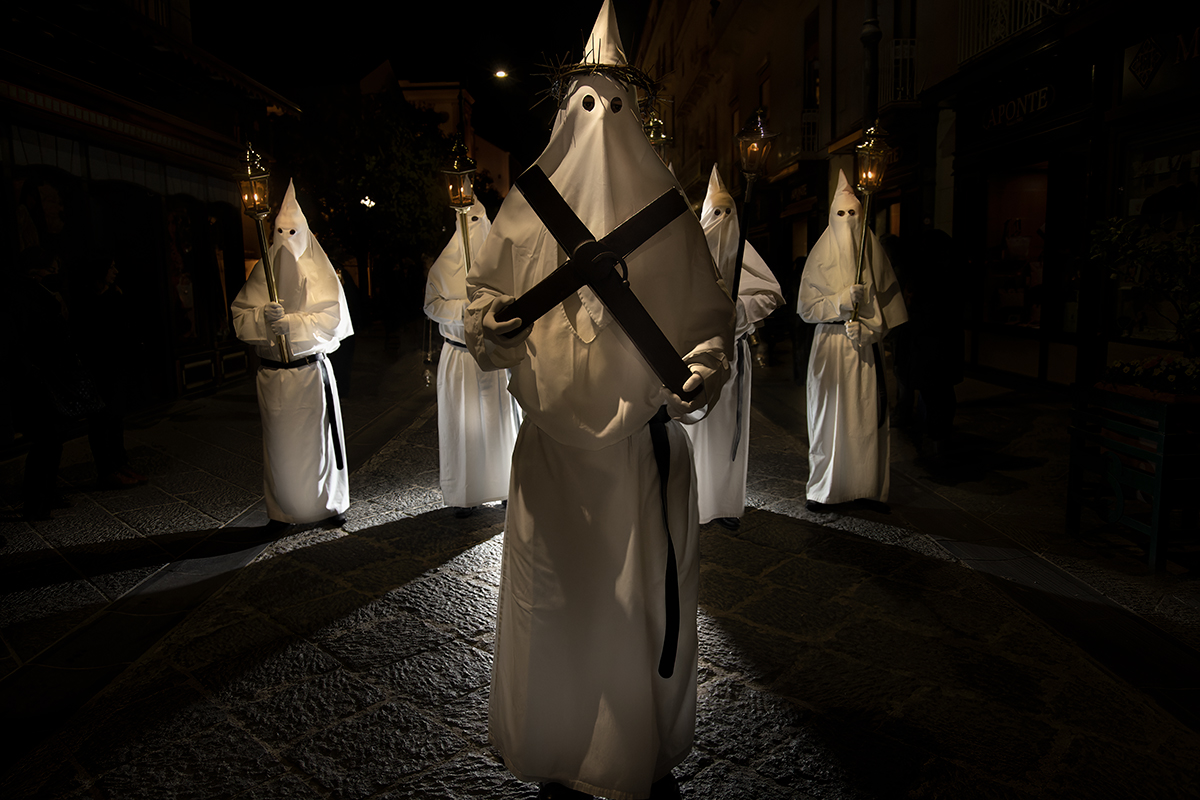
434,200 -> 492,279
800,169 -> 906,335
700,163 -> 782,329
232,179 -> 353,357
425,200 -> 492,331
271,180 -> 311,263
583,0 -> 626,67
466,0 -> 734,449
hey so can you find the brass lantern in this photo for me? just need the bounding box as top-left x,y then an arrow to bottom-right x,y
736,108 -> 778,178
643,108 -> 670,152
850,122 -> 893,321
234,143 -> 288,361
238,144 -> 271,219
855,121 -> 891,195
442,137 -> 477,209
729,109 -> 777,299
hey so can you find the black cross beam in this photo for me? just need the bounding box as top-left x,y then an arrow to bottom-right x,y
495,165 -> 701,401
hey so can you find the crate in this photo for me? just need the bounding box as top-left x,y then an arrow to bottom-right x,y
1067,386 -> 1200,570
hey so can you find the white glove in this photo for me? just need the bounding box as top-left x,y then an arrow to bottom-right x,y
666,363 -> 714,419
270,315 -> 291,336
483,295 -> 531,348
838,285 -> 865,314
845,320 -> 864,348
264,301 -> 285,322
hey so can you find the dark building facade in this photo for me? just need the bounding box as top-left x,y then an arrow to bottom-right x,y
637,0 -> 1199,388
3,0 -> 299,448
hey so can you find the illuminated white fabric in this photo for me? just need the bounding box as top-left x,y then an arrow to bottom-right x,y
797,170 -> 907,504
463,2 -> 734,797
232,180 -> 352,523
686,165 -> 783,523
424,201 -> 521,507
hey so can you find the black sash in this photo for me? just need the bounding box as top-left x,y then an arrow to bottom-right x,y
730,332 -> 749,462
648,405 -> 680,679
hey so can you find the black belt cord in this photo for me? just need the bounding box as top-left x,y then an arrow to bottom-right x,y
318,357 -> 345,471
730,333 -> 749,462
649,405 -> 680,679
261,352 -> 345,471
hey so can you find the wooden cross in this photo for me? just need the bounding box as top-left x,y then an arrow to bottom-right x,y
495,165 -> 702,401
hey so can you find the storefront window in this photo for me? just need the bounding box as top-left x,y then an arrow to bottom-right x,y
1111,133 -> 1199,345
982,163 -> 1048,328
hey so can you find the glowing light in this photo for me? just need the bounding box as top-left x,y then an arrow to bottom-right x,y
360,196 -> 376,208
494,70 -> 508,78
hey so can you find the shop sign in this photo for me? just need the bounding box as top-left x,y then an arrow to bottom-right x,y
984,86 -> 1056,130
1123,25 -> 1200,101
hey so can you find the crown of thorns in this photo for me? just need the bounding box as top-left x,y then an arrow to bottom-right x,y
535,49 -> 661,117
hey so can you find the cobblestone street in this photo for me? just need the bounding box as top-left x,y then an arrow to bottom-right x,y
2,332 -> 1199,799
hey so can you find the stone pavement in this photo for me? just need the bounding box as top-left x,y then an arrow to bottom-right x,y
2,330 -> 1200,798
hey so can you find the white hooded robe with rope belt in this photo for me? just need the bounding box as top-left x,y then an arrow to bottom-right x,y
424,201 -> 521,508
232,182 -> 352,524
463,4 -> 734,797
798,170 -> 907,505
685,165 -> 783,523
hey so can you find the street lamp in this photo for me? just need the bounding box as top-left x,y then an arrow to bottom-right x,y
852,121 -> 892,319
236,143 -> 288,362
441,136 -> 478,275
731,108 -> 778,299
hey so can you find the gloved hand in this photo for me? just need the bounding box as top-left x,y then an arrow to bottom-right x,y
845,320 -> 864,348
667,362 -> 715,419
264,301 -> 285,322
270,315 -> 291,336
838,284 -> 865,314
483,295 -> 531,347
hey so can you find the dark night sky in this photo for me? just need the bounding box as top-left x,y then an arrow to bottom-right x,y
192,0 -> 651,166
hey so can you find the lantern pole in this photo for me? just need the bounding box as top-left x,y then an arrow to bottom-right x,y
732,108 -> 778,301
852,122 -> 891,321
237,144 -> 288,362
442,137 -> 478,275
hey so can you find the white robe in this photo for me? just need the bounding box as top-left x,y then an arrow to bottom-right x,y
685,166 -> 783,523
232,185 -> 352,524
798,171 -> 906,505
464,7 -> 734,795
424,204 -> 521,508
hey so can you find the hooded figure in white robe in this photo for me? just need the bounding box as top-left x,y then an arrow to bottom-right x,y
424,200 -> 521,509
798,170 -> 907,505
463,3 -> 734,797
684,165 -> 783,526
232,180 -> 353,525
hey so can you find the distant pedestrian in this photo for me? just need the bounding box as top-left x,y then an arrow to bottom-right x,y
904,228 -> 963,451
798,170 -> 907,511
74,250 -> 147,489
13,247 -> 104,519
231,181 -> 353,531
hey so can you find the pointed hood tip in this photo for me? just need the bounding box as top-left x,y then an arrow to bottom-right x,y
582,0 -> 627,67
708,164 -> 729,195
835,169 -> 853,197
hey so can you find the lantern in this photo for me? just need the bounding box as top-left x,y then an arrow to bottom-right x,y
736,108 -> 778,178
238,144 -> 271,219
442,137 -> 477,209
234,143 -> 288,361
855,122 -> 891,195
